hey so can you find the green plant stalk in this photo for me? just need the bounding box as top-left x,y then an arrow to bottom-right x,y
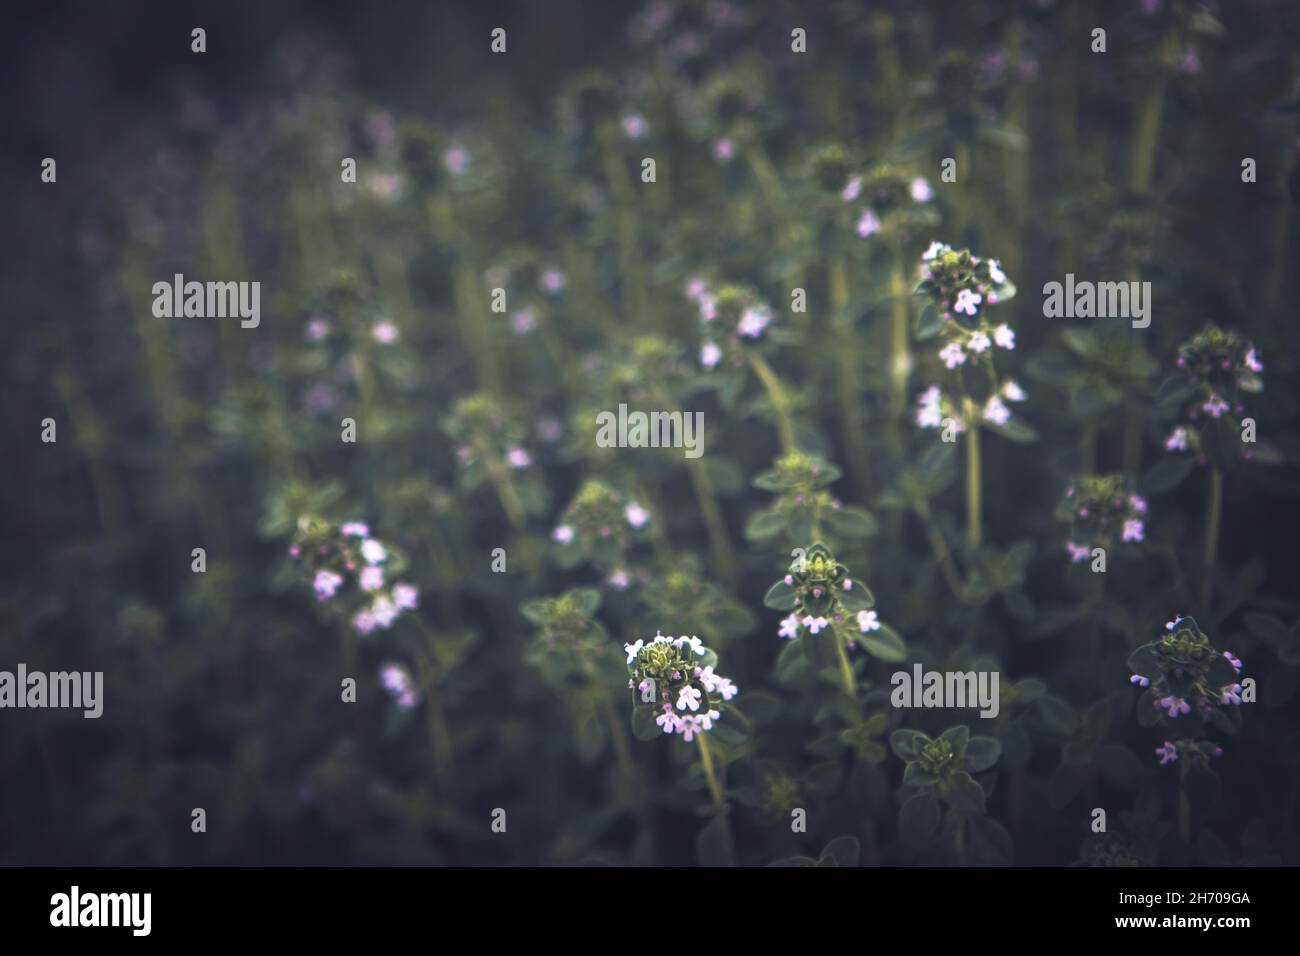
651,383 -> 734,580
962,398 -> 983,551
598,123 -> 648,329
913,498 -> 969,602
473,434 -> 526,529
888,252 -> 912,448
1201,467 -> 1223,611
832,630 -> 857,697
430,195 -> 500,393
746,352 -> 797,453
1130,32 -> 1177,195
829,255 -> 871,498
598,691 -> 635,782
696,732 -> 724,807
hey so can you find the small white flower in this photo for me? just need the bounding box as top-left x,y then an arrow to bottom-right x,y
939,342 -> 966,369
856,208 -> 882,237
779,614 -> 801,639
987,259 -> 1007,284
677,685 -> 703,712
983,396 -> 1011,426
841,175 -> 862,201
857,610 -> 880,633
656,708 -> 680,733
1001,379 -> 1026,402
700,342 -> 722,369
909,177 -> 934,202
954,288 -> 982,316
802,615 -> 830,635
968,331 -> 991,352
624,639 -> 644,664
552,525 -> 575,544
675,635 -> 705,655
993,323 -> 1016,349
922,241 -> 947,261
625,502 -> 650,528
361,539 -> 388,565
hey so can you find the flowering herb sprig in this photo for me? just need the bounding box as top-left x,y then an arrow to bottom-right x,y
912,244 -> 1031,555
1127,615 -> 1246,737
841,163 -> 940,243
744,451 -> 877,547
1155,324 -> 1266,469
1056,475 -> 1148,564
890,725 -> 1002,853
551,479 -> 652,575
763,542 -> 906,695
625,632 -> 739,805
443,392 -> 545,528
288,515 -> 419,636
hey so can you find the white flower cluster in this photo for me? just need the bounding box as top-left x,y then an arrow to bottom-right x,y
625,632 -> 737,742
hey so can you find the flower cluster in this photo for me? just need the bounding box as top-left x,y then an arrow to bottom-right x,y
763,543 -> 901,658
1128,615 -> 1246,744
379,661 -> 420,711
685,280 -> 774,369
551,479 -> 651,575
841,163 -> 939,240
1161,325 -> 1264,459
288,516 -> 419,636
746,451 -> 878,547
1152,737 -> 1224,769
626,632 -> 737,741
1055,475 -> 1148,563
914,381 -> 1026,432
444,393 -> 536,474
913,244 -> 1017,363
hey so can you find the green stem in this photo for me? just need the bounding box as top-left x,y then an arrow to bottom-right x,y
1201,467 -> 1223,611
888,253 -> 912,444
832,631 -> 857,697
696,732 -> 724,807
830,256 -> 871,498
962,398 -> 983,551
746,352 -> 797,454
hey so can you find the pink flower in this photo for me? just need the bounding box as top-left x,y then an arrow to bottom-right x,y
712,138 -> 736,162
700,342 -> 722,368
1067,542 -> 1091,563
506,446 -> 532,469
1155,742 -> 1179,766
540,269 -> 567,294
392,584 -> 419,610
841,176 -> 862,201
954,288 -> 982,316
922,241 -> 948,261
443,146 -> 469,175
993,324 -> 1016,349
353,609 -> 378,635
1202,395 -> 1230,418
1165,426 -> 1189,451
856,209 -> 882,237
737,306 -> 771,338
552,525 -> 574,544
313,570 -> 344,600
909,177 -> 934,202
625,502 -> 650,528
1129,494 -> 1147,514
341,522 -> 370,538
802,615 -> 830,635
982,396 -> 1010,426
939,342 -> 967,369
304,317 -> 332,342
779,614 -> 800,639
621,113 -> 648,139
1001,379 -> 1026,402
361,539 -> 388,565
656,707 -> 681,734
1245,348 -> 1263,372
1122,519 -> 1145,543
510,309 -> 537,335
857,610 -> 880,633
676,685 -> 703,712
359,566 -> 385,591
968,331 -> 991,353
372,321 -> 399,345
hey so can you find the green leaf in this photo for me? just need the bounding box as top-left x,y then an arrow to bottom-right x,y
898,792 -> 940,844
983,415 -> 1039,443
824,505 -> 879,538
763,579 -> 798,610
1126,643 -> 1162,680
940,724 -> 971,755
915,302 -> 946,340
744,508 -> 789,541
631,705 -> 663,741
819,835 -> 860,868
695,812 -> 736,867
890,728 -> 931,761
858,624 -> 907,662
964,736 -> 1001,773
944,772 -> 987,814
1140,456 -> 1197,496
837,582 -> 876,612
903,761 -> 939,787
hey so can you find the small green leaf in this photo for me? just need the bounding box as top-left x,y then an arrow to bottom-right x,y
964,736 -> 1001,773
763,579 -> 798,610
744,508 -> 789,541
